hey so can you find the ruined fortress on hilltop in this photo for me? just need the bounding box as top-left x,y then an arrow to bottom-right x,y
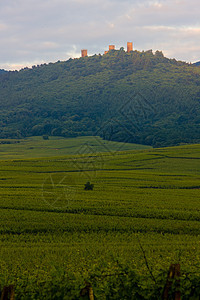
81,42 -> 133,57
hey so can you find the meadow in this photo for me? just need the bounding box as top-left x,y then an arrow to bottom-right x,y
0,136 -> 151,160
0,138 -> 200,299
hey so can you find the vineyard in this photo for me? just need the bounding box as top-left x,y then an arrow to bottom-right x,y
0,141 -> 200,299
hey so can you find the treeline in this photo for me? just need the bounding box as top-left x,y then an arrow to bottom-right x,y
0,49 -> 200,147
0,69 -> 7,75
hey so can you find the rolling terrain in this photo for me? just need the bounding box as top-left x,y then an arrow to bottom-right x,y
0,136 -> 151,160
0,143 -> 200,298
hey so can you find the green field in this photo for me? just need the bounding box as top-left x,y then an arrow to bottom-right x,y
0,136 -> 151,160
0,141 -> 200,299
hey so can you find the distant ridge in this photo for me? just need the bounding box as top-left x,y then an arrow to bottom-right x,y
0,69 -> 7,75
193,61 -> 200,66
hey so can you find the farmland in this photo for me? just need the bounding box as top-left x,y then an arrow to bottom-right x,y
0,140 -> 200,299
0,136 -> 151,160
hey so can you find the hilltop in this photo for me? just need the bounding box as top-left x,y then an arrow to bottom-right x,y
0,49 -> 200,147
0,69 -> 7,75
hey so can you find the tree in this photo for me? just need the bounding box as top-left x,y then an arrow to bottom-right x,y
84,182 -> 94,190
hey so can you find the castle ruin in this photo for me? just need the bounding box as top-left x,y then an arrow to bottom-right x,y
81,49 -> 88,57
81,42 -> 133,57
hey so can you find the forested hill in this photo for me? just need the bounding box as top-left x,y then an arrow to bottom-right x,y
0,69 -> 7,75
0,49 -> 200,147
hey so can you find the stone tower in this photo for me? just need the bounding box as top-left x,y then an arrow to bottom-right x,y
81,49 -> 88,57
127,42 -> 133,53
109,45 -> 115,51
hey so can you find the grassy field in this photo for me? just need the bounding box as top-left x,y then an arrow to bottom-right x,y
0,136 -> 151,160
0,141 -> 200,299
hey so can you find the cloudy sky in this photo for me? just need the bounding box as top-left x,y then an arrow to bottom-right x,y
1,0 -> 200,70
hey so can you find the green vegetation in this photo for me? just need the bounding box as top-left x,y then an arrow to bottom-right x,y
0,143 -> 200,298
0,136 -> 151,160
0,50 -> 200,147
84,181 -> 94,190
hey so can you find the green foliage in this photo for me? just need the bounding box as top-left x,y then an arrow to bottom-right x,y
0,51 -> 200,147
42,135 -> 49,140
0,144 -> 200,298
0,136 -> 151,160
84,181 -> 94,190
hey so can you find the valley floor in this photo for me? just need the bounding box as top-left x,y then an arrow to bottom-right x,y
0,142 -> 200,299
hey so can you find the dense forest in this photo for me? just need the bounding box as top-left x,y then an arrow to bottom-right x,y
0,49 -> 200,147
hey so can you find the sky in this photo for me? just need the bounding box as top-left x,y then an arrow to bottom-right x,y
0,0 -> 200,70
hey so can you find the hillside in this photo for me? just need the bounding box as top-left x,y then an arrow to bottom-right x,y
0,49 -> 200,147
0,136 -> 151,160
0,69 -> 7,75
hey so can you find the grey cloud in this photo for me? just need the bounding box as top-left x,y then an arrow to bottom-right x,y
0,0 -> 200,69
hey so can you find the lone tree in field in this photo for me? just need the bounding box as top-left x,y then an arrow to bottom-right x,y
84,182 -> 94,190
43,135 -> 49,140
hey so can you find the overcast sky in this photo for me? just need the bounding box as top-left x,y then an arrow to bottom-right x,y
1,0 -> 200,70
